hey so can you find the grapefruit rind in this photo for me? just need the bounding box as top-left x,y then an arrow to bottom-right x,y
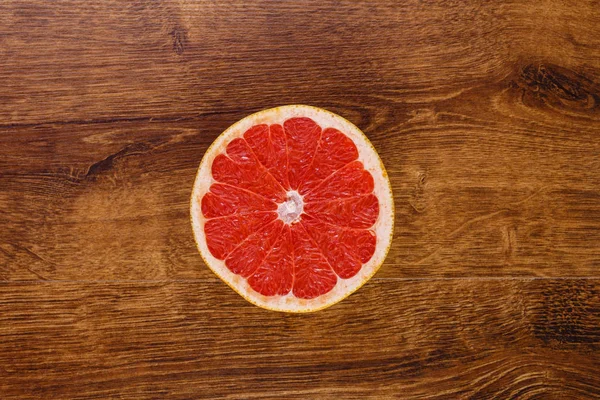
190,105 -> 394,312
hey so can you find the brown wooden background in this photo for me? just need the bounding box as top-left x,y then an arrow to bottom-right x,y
1,1 -> 600,398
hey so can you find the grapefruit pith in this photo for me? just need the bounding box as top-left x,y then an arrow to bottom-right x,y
191,105 -> 394,312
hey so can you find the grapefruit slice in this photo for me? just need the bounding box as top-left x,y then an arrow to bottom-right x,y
191,105 -> 394,312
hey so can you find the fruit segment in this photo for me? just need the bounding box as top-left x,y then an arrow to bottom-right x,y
304,194 -> 379,229
247,226 -> 294,296
204,212 -> 277,260
211,138 -> 286,202
244,124 -> 290,189
284,117 -> 322,190
302,216 -> 376,279
303,160 -> 374,203
298,127 -> 359,194
225,220 -> 284,277
201,183 -> 277,218
290,223 -> 337,299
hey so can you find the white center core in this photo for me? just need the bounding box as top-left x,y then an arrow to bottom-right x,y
277,191 -> 304,224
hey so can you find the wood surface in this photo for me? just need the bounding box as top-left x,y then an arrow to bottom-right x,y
1,0 -> 599,398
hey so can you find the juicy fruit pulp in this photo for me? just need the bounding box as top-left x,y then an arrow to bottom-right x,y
201,117 -> 379,300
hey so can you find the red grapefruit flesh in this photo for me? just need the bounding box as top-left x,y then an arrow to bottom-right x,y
191,105 -> 394,312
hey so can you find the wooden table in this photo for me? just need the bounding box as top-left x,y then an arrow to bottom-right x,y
2,1 -> 599,398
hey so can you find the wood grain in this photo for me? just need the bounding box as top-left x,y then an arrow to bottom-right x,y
1,280 -> 599,399
1,0 -> 600,398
